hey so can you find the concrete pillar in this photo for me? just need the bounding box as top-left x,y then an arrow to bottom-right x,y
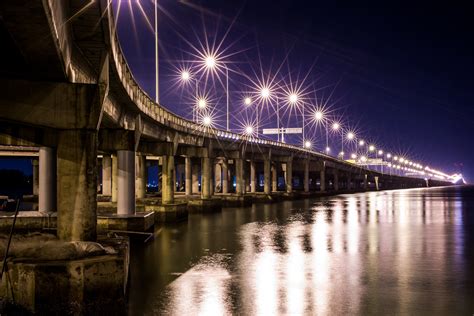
135,155 -> 146,199
162,155 -> 175,204
222,160 -> 229,194
209,161 -> 215,196
320,169 -> 326,192
375,176 -> 379,191
250,160 -> 256,193
185,157 -> 192,196
334,171 -> 339,191
347,174 -> 352,190
39,147 -> 56,213
264,159 -> 271,194
214,163 -> 222,193
271,164 -> 278,192
192,163 -> 199,194
285,159 -> 293,193
111,154 -> 118,202
304,159 -> 309,193
117,150 -> 135,215
201,157 -> 211,199
102,155 -> 112,196
56,130 -> 97,241
236,158 -> 245,196
364,174 -> 368,190
32,158 -> 39,196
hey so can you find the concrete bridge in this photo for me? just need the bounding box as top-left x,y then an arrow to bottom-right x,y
0,1 -> 451,242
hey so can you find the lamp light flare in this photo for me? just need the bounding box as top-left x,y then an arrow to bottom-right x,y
369,145 -> 375,152
197,98 -> 207,109
325,147 -> 330,152
347,132 -> 355,140
204,55 -> 216,69
244,97 -> 252,106
260,87 -> 270,99
351,153 -> 357,159
386,153 -> 392,159
202,115 -> 212,126
359,140 -> 365,146
289,93 -> 298,104
360,156 -> 367,162
314,111 -> 323,120
332,122 -> 340,130
245,125 -> 254,135
304,140 -> 312,149
181,70 -> 190,81
378,150 -> 384,155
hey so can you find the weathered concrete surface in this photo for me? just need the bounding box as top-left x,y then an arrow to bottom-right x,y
187,198 -> 222,213
0,235 -> 129,315
145,203 -> 188,223
97,212 -> 154,232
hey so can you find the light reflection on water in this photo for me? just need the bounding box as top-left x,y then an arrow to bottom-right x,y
128,186 -> 474,315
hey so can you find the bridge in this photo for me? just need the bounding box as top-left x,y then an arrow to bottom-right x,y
0,0 -> 455,241
0,1 -> 459,312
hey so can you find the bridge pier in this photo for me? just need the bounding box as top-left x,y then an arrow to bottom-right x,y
201,157 -> 211,199
135,154 -> 147,199
162,155 -> 175,204
117,150 -> 135,215
57,130 -> 97,241
236,158 -> 245,196
375,176 -> 380,191
222,160 -> 229,194
333,171 -> 339,191
185,157 -> 192,196
304,159 -> 309,193
320,169 -> 326,192
250,160 -> 256,193
271,163 -> 278,192
264,158 -> 271,194
111,154 -> 118,202
285,158 -> 293,194
102,154 -> 112,196
39,147 -> 56,213
192,162 -> 200,194
32,158 -> 39,196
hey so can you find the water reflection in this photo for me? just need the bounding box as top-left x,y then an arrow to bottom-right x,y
128,186 -> 474,315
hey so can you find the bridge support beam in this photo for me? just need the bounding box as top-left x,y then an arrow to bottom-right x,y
111,154 -> 118,202
285,158 -> 293,193
250,160 -> 256,193
236,158 -> 245,196
185,157 -> 192,196
264,159 -> 271,195
320,169 -> 326,192
333,171 -> 339,191
192,163 -> 199,194
57,130 -> 97,241
32,158 -> 39,196
222,160 -> 229,194
272,164 -> 278,192
117,150 -> 135,215
162,155 -> 175,204
375,176 -> 379,191
201,157 -> 211,199
102,154 -> 112,196
39,147 -> 56,213
304,159 -> 309,193
135,155 -> 146,199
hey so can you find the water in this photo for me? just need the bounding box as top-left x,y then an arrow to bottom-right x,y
128,186 -> 474,315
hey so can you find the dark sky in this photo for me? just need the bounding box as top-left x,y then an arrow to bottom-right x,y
112,0 -> 474,181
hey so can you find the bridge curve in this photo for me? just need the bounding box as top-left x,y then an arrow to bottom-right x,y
0,0 -> 452,242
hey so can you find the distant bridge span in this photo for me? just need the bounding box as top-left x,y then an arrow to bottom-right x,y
0,1 -> 452,241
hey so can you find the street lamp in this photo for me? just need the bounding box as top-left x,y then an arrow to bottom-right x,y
202,115 -> 212,127
260,87 -> 281,142
304,140 -> 312,149
244,97 -> 252,106
313,110 -> 327,152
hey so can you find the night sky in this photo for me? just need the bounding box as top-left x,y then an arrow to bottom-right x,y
3,1 -> 473,181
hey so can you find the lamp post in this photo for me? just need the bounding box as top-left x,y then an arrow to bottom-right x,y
203,55 -> 230,131
154,0 -> 159,103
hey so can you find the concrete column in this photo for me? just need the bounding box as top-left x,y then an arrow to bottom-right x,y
222,160 -> 229,194
375,176 -> 379,191
162,155 -> 175,204
364,174 -> 368,190
192,163 -> 199,194
57,130 -> 97,241
264,159 -> 271,194
304,159 -> 309,193
39,147 -> 56,213
285,159 -> 293,193
250,161 -> 256,193
102,155 -> 112,196
185,157 -> 192,196
209,161 -> 215,196
111,154 -> 118,202
334,171 -> 339,191
320,169 -> 326,192
135,155 -> 146,199
201,157 -> 211,199
271,164 -> 278,192
117,150 -> 135,215
32,158 -> 39,196
236,158 -> 245,196
347,174 -> 353,190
